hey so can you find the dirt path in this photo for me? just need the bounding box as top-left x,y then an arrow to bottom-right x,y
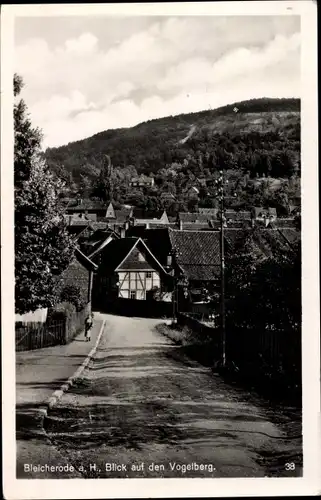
44,314 -> 302,478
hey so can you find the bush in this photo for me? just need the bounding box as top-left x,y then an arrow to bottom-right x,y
60,284 -> 86,311
47,301 -> 76,321
47,301 -> 89,344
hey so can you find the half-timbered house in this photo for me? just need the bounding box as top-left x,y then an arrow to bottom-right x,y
90,237 -> 172,312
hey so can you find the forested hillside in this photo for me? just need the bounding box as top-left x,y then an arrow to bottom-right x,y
45,97 -> 301,215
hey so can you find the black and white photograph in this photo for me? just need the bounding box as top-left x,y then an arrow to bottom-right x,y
1,2 -> 319,498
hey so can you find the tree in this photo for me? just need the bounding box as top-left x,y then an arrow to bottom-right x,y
14,74 -> 74,314
226,229 -> 301,332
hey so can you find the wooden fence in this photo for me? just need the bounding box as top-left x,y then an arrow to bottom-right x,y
15,304 -> 90,351
226,327 -> 301,379
15,320 -> 65,352
176,312 -> 301,391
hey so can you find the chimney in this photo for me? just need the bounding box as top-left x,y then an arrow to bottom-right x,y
167,255 -> 172,267
179,219 -> 183,230
120,226 -> 126,239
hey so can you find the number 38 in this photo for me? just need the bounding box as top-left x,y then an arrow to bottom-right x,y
285,462 -> 296,471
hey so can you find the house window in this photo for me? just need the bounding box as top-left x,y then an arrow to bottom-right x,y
146,271 -> 152,278
138,253 -> 146,262
130,291 -> 136,300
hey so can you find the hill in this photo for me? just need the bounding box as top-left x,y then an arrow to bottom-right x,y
45,97 -> 301,215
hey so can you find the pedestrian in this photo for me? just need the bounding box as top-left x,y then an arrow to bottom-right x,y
85,313 -> 93,342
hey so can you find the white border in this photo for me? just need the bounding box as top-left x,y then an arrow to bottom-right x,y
1,2 -> 320,498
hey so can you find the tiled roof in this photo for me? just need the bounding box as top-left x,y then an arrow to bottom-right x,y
75,248 -> 98,271
115,209 -> 132,220
272,219 -> 297,228
225,210 -> 251,220
252,207 -> 277,218
90,221 -> 110,230
198,208 -> 219,216
93,237 -> 167,275
209,220 -> 252,229
180,222 -> 210,231
277,228 -> 300,247
132,208 -> 165,220
69,219 -> 91,227
135,220 -> 169,226
224,227 -> 300,260
140,228 -> 172,266
92,238 -> 138,269
169,229 -> 221,281
178,213 -> 210,223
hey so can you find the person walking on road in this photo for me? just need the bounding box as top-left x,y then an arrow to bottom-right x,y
84,313 -> 94,342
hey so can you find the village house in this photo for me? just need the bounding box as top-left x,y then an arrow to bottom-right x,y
102,202 -> 133,223
251,207 -> 277,226
89,237 -> 172,312
64,213 -> 98,225
225,209 -> 252,222
130,174 -> 155,188
126,227 -> 173,271
64,199 -> 107,218
64,200 -> 133,225
78,226 -> 120,256
168,229 -> 221,310
59,248 -> 98,311
198,208 -> 219,217
176,212 -> 212,231
17,246 -> 99,325
131,209 -> 169,228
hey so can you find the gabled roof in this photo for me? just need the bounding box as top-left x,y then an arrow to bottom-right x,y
105,202 -> 116,218
75,248 -> 98,271
133,228 -> 172,266
252,207 -> 277,218
116,238 -> 167,274
92,237 -> 168,275
88,231 -> 120,259
169,229 -> 221,280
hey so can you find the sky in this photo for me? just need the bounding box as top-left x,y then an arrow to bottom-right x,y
14,15 -> 301,149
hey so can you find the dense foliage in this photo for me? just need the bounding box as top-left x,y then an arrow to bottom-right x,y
224,230 -> 301,396
60,284 -> 86,312
46,97 -> 300,215
14,74 -> 75,314
225,230 -> 301,332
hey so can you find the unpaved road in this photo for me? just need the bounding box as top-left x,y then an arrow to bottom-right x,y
44,314 -> 302,478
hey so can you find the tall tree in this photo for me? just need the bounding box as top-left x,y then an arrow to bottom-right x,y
14,74 -> 74,314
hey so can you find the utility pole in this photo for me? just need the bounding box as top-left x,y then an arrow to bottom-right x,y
171,249 -> 177,324
216,170 -> 226,367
